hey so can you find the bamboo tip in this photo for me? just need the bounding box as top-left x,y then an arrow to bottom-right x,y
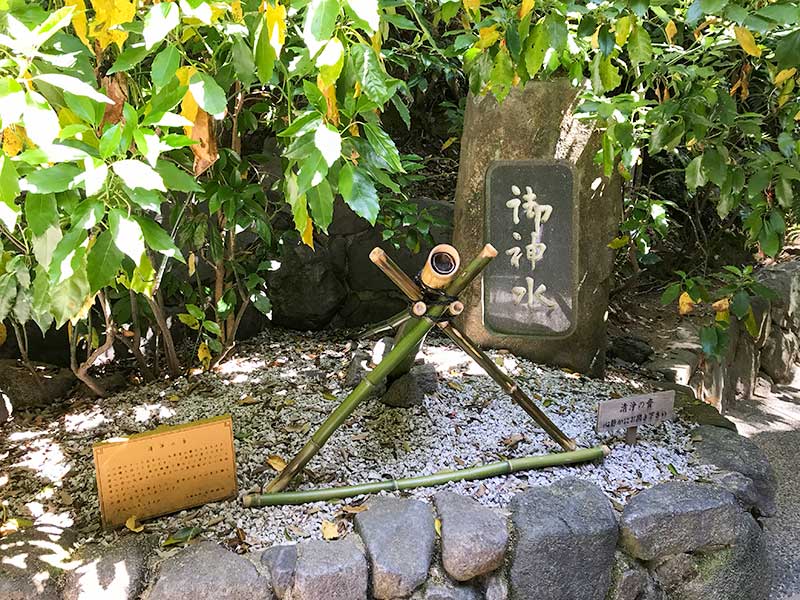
601,444 -> 611,457
412,301 -> 427,316
565,439 -> 577,452
481,243 -> 499,259
369,247 -> 386,264
448,300 -> 464,316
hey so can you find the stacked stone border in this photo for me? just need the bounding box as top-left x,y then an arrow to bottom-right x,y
2,416 -> 776,600
644,261 -> 800,415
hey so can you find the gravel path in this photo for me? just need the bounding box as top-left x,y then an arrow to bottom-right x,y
728,373 -> 800,600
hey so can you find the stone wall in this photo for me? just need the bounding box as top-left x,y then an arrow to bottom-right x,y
7,419 -> 774,600
643,260 -> 800,414
267,197 -> 453,330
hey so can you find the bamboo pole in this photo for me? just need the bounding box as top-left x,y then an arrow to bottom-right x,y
264,244 -> 498,493
245,445 -> 609,507
370,249 -> 576,451
358,310 -> 412,339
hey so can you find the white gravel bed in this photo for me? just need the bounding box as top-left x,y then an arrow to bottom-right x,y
0,329 -> 715,551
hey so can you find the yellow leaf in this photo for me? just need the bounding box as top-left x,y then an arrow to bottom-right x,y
231,0 -> 243,21
434,518 -> 441,536
65,0 -> 92,51
734,26 -> 761,57
2,126 -> 23,157
198,342 -> 212,369
267,455 -> 287,472
189,109 -> 219,175
89,0 -> 136,50
463,0 -> 480,19
371,31 -> 382,53
591,26 -> 599,49
238,395 -> 260,405
665,20 -> 677,45
318,80 -> 340,126
125,515 -> 144,533
711,298 -> 729,313
775,68 -> 796,86
0,323 -> 6,346
188,252 -> 196,276
301,217 -> 314,249
795,110 -> 800,121
341,504 -> 368,514
615,16 -> 632,46
678,292 -> 695,316
321,520 -> 340,540
778,79 -> 795,107
441,136 -> 458,151
167,394 -> 180,402
715,309 -> 730,324
517,0 -> 534,19
477,25 -> 500,49
264,1 -> 287,57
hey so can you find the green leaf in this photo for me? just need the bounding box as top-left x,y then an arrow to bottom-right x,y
23,164 -> 81,194
186,304 -> 205,320
255,20 -> 276,84
685,156 -> 706,191
660,282 -> 682,305
303,0 -> 339,52
203,320 -> 222,335
112,160 -> 167,192
363,123 -> 403,173
316,38 -> 345,88
338,163 -> 378,225
702,148 -> 726,186
489,48 -> 514,102
775,178 -> 794,208
524,23 -> 547,78
699,325 -> 719,357
730,289 -> 750,319
759,222 -> 780,257
308,178 -> 334,232
87,230 -> 123,293
598,25 -> 615,56
590,54 -> 621,94
0,155 -> 21,230
699,0 -> 728,14
49,249 -> 91,327
297,150 -> 329,193
628,24 -> 653,65
344,0 -> 378,33
0,274 -> 16,323
231,38 -> 256,88
107,44 -> 152,75
189,72 -> 227,120
109,208 -> 146,263
152,46 -> 181,90
156,160 -> 202,192
314,123 -> 342,167
178,313 -> 200,329
135,215 -> 185,263
99,124 -> 123,158
775,30 -> 800,69
34,74 -> 113,105
350,44 -> 394,105
25,193 -> 58,237
143,2 -> 180,50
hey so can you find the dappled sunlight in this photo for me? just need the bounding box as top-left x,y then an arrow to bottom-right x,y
422,346 -> 492,377
217,358 -> 267,376
13,438 -> 68,484
64,409 -> 107,433
133,403 -> 175,423
71,558 -> 131,598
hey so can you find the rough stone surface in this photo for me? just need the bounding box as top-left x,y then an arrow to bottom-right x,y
148,541 -> 272,600
645,348 -> 701,387
0,359 -> 75,410
609,335 -> 655,365
758,260 -> 800,329
261,544 -> 297,600
509,477 -> 618,600
453,80 -> 621,377
752,373 -> 774,398
354,497 -> 435,598
760,326 -> 798,384
412,581 -> 481,600
674,389 -> 737,431
658,513 -> 770,600
381,364 -> 438,408
63,534 -> 158,600
619,482 -> 740,560
692,424 -> 777,517
0,524 -> 76,599
710,470 -> 764,516
482,573 -> 509,600
434,491 -> 508,581
291,537 -> 367,600
607,552 -> 649,600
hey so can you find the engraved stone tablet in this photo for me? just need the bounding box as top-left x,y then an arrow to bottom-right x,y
484,160 -> 577,336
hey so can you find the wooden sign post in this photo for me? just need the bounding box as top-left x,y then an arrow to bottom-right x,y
596,391 -> 676,445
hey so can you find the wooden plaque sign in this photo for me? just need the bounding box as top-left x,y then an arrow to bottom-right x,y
596,391 -> 675,433
93,414 -> 237,528
483,160 -> 578,337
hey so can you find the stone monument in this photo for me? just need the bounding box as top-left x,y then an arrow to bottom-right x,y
453,80 -> 621,376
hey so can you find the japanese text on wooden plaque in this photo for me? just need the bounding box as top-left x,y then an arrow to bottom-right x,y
483,161 -> 577,336
596,391 -> 676,433
93,414 -> 237,528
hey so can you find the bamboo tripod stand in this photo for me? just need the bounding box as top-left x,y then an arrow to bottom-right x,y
243,244 -> 608,507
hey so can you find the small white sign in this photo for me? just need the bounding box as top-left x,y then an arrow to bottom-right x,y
596,390 -> 675,433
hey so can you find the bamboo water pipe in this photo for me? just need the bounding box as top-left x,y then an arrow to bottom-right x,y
264,244 -> 499,494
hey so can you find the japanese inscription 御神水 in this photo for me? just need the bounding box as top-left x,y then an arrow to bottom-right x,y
483,161 -> 577,336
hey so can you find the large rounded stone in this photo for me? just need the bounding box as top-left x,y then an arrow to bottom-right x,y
0,524 -> 77,599
63,534 -> 158,600
354,497 -> 435,598
260,544 -> 296,600
434,492 -> 508,581
291,537 -> 367,600
0,359 -> 75,411
693,425 -> 777,517
619,482 -> 740,561
148,541 -> 272,600
509,477 -> 618,600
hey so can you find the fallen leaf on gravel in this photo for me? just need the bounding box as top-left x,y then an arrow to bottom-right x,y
206,516 -> 224,527
163,526 -> 202,546
267,455 -> 287,472
167,394 -> 180,403
238,395 -> 260,405
59,491 -> 73,505
321,520 -> 340,540
434,518 -> 441,536
341,504 -> 368,514
502,433 -> 525,449
285,421 -> 307,432
447,381 -> 464,391
125,515 -> 144,533
322,392 -> 337,401
0,517 -> 33,537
